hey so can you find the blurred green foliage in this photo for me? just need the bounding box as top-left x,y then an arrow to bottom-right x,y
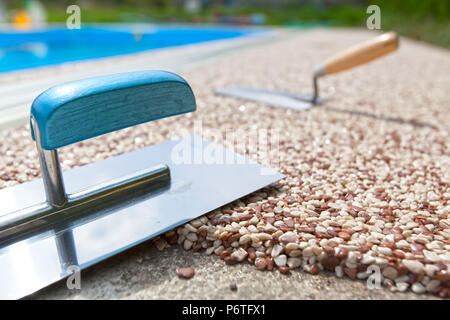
4,0 -> 449,48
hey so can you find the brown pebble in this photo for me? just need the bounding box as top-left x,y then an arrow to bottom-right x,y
337,247 -> 349,259
395,262 -> 409,277
393,250 -> 405,259
327,229 -> 337,237
328,241 -> 339,247
359,244 -> 370,253
228,233 -> 241,243
279,266 -> 291,275
439,288 -> 448,299
176,267 -> 195,279
381,242 -> 395,250
198,228 -> 207,238
357,264 -> 369,272
230,283 -> 238,291
266,216 -> 276,225
285,196 -> 296,204
344,267 -> 357,280
322,255 -> 340,271
435,270 -> 450,282
316,231 -> 332,239
255,258 -> 267,271
266,257 -> 274,271
220,232 -> 233,240
411,243 -> 425,252
338,231 -> 351,241
309,264 -> 320,275
436,261 -> 447,271
407,273 -> 418,284
239,214 -> 253,221
247,247 -> 256,263
165,234 -> 178,245
298,226 -> 315,234
224,255 -> 239,265
394,233 -> 404,241
220,250 -> 232,259
285,219 -> 295,228
192,242 -> 202,252
280,225 -> 294,232
230,217 -> 240,223
323,245 -> 335,255
414,238 -> 427,245
222,239 -> 230,249
432,286 -> 444,294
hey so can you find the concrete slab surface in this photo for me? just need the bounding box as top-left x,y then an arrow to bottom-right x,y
33,243 -> 438,300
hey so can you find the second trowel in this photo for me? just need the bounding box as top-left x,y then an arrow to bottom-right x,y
216,32 -> 399,111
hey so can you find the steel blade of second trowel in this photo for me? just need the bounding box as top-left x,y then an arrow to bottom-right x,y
217,86 -> 316,111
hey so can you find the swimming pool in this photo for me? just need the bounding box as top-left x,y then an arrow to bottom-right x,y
0,25 -> 263,73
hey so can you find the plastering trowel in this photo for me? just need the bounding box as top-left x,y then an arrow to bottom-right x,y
216,32 -> 399,111
0,70 -> 284,299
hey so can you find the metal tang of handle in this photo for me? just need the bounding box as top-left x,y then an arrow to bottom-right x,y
0,70 -> 196,243
311,32 -> 399,103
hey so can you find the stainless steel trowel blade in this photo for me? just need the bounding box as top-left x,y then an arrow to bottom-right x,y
0,134 -> 284,299
216,86 -> 326,111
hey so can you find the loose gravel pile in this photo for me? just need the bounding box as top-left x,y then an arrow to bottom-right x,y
0,29 -> 449,298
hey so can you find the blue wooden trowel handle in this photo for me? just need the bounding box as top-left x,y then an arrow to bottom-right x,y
31,70 -> 196,150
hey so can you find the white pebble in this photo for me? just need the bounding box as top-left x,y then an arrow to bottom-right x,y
377,247 -> 392,256
214,246 -> 224,255
288,249 -> 302,257
423,250 -> 440,262
382,267 -> 398,280
271,244 -> 284,258
287,257 -> 302,269
396,282 -> 409,292
335,266 -> 344,278
356,271 -> 368,279
402,260 -> 424,274
426,280 -> 440,292
279,231 -> 297,243
239,234 -> 252,244
302,247 -> 314,257
185,223 -> 198,232
183,239 -> 193,250
395,275 -> 409,284
411,282 -> 426,294
186,233 -> 198,242
274,254 -> 287,267
231,248 -> 248,262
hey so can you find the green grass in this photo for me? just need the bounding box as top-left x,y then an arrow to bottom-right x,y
41,2 -> 450,49
379,12 -> 450,48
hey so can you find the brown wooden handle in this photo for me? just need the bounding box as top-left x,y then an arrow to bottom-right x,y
322,32 -> 399,75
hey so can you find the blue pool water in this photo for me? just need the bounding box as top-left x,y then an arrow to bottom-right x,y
0,25 -> 261,73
